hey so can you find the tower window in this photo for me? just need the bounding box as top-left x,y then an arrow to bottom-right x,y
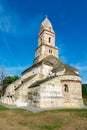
49,49 -> 52,54
48,37 -> 51,43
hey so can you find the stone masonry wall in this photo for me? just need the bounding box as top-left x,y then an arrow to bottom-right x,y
34,44 -> 58,64
28,75 -> 83,108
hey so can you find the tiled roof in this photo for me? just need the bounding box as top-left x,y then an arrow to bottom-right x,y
22,55 -> 79,77
15,75 -> 36,90
29,75 -> 57,88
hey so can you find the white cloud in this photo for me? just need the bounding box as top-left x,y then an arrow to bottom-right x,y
0,1 -> 42,37
0,3 -> 17,34
71,64 -> 87,84
5,66 -> 27,76
0,1 -> 43,64
0,1 -> 43,78
58,43 -> 68,63
0,65 -> 28,78
74,64 -> 87,71
59,55 -> 67,63
6,66 -> 26,71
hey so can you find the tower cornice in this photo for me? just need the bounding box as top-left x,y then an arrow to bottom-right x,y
38,29 -> 55,37
35,44 -> 58,52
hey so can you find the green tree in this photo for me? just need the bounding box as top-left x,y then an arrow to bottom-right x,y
1,75 -> 19,96
82,84 -> 87,97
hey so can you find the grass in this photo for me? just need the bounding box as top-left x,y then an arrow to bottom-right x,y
0,105 -> 87,130
39,122 -> 63,130
18,121 -> 29,126
0,105 -> 9,111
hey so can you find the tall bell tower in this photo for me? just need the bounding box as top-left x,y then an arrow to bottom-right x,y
34,17 -> 58,64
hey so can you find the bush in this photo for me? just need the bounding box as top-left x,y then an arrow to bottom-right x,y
82,84 -> 87,97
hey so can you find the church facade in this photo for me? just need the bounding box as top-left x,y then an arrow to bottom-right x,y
1,17 -> 83,108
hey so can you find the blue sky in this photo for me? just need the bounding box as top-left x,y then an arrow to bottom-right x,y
0,0 -> 87,83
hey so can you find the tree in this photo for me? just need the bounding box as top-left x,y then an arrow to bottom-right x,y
1,75 -> 19,96
0,67 -> 5,90
82,84 -> 87,97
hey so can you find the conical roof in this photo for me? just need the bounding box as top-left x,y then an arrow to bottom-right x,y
39,17 -> 54,33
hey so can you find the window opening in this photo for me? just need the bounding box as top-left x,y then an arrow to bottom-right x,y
49,49 -> 52,54
49,37 -> 51,43
64,84 -> 68,92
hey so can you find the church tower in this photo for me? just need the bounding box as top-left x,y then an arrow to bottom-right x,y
34,17 -> 58,64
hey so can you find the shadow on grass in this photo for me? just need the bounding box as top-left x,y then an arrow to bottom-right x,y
0,105 -> 9,111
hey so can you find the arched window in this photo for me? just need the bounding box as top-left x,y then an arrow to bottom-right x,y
64,84 -> 68,92
48,37 -> 51,43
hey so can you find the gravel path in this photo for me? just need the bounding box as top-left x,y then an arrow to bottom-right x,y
0,100 -> 87,112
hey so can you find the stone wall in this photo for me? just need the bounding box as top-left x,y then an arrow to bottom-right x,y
61,75 -> 83,107
28,77 -> 64,108
14,74 -> 46,106
28,75 -> 83,108
22,66 -> 41,80
38,31 -> 55,47
1,78 -> 22,104
34,44 -> 58,64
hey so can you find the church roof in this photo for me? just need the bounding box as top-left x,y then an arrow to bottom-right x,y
21,62 -> 42,75
22,55 -> 79,77
22,56 -> 79,88
39,17 -> 54,34
28,55 -> 80,88
29,75 -> 57,88
15,75 -> 36,90
41,55 -> 78,73
29,68 -> 79,88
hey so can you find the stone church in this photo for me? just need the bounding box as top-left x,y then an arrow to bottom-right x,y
1,17 -> 83,108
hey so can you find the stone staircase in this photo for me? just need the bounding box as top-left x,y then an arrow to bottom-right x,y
14,74 -> 45,103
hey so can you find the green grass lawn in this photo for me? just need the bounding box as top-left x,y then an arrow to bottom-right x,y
0,105 -> 87,130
